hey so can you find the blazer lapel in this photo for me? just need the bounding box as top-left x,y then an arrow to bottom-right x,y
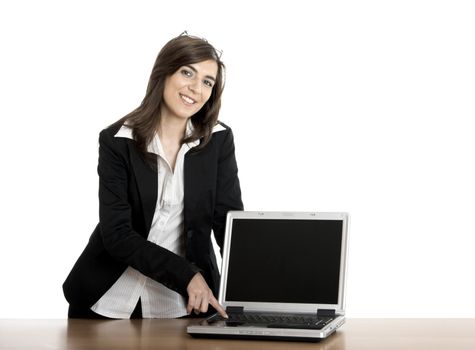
128,144 -> 157,233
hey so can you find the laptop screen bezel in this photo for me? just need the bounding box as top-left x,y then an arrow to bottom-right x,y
218,211 -> 349,315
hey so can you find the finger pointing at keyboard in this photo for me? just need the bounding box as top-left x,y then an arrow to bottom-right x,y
186,273 -> 228,319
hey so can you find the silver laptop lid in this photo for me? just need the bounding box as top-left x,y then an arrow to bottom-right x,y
219,211 -> 349,315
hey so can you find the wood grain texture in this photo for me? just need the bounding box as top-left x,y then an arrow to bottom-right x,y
0,319 -> 474,350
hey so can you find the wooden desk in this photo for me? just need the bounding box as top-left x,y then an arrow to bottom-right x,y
1,319 -> 474,350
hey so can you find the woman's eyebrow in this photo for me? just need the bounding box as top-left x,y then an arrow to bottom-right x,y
185,65 -> 216,82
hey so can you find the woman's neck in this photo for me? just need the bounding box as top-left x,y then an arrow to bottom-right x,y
157,115 -> 188,142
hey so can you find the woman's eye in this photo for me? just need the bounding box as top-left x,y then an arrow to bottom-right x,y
181,69 -> 192,77
204,80 -> 213,87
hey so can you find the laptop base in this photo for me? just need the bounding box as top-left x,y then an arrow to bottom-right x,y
188,330 -> 338,342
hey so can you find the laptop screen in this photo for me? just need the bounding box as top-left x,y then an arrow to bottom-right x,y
225,218 -> 343,305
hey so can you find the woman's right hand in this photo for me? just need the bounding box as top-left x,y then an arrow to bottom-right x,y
186,273 -> 228,318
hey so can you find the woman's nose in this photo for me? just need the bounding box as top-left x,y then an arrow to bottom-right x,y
188,79 -> 201,95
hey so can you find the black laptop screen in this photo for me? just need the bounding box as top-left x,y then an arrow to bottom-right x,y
225,219 -> 343,304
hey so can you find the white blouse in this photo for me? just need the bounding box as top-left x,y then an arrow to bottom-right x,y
91,121 -> 201,318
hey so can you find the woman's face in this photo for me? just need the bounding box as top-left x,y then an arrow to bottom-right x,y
161,59 -> 218,121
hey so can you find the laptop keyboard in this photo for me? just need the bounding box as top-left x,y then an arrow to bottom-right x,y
208,313 -> 335,330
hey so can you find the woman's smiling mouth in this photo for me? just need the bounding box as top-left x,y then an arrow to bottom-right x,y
180,93 -> 196,105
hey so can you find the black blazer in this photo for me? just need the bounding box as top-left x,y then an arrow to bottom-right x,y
63,121 -> 243,308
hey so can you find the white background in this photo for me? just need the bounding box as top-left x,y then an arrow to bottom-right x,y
1,0 -> 474,319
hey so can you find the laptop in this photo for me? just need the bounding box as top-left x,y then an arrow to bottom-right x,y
187,211 -> 349,341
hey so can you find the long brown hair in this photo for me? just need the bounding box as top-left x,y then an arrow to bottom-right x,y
112,33 -> 225,167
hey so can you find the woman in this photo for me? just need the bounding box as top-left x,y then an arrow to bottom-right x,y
63,32 -> 243,319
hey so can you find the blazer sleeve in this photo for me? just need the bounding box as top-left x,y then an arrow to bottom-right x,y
97,129 -> 200,296
212,128 -> 244,253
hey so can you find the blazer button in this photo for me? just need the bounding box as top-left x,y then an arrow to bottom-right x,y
187,230 -> 194,239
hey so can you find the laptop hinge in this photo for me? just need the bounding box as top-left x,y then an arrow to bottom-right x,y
317,309 -> 336,317
226,306 -> 244,314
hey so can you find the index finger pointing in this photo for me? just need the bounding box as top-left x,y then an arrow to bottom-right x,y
209,295 -> 228,319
